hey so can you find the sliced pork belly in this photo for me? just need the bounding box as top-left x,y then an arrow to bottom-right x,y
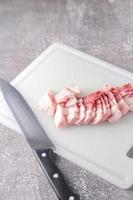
103,87 -> 122,123
83,102 -> 94,124
120,83 -> 133,111
123,94 -> 133,111
91,99 -> 103,124
39,83 -> 133,128
65,97 -> 78,107
103,84 -> 129,115
103,86 -> 122,122
55,88 -> 75,103
89,102 -> 96,123
102,95 -> 111,121
83,90 -> 103,106
67,104 -> 79,124
105,90 -> 118,108
75,102 -> 86,125
66,86 -> 80,97
83,90 -> 102,124
102,84 -> 119,107
107,96 -> 122,123
39,90 -> 56,117
100,96 -> 107,121
54,104 -> 67,127
110,87 -> 129,114
120,83 -> 133,96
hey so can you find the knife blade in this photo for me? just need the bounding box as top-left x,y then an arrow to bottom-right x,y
0,78 -> 79,200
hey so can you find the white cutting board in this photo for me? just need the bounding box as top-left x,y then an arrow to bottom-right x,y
0,43 -> 133,189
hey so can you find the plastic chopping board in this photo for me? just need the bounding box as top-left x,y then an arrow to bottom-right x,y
0,43 -> 133,189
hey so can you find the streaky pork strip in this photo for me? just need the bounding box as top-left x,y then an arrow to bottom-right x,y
66,86 -> 80,97
103,87 -> 119,108
110,87 -> 129,114
75,102 -> 86,125
83,102 -> 94,124
55,88 -> 75,103
91,99 -> 103,124
54,104 -> 67,127
83,90 -> 103,124
67,104 -> 79,124
83,90 -> 103,106
39,90 -> 56,117
107,96 -> 122,123
102,95 -> 111,121
123,94 -> 133,111
120,83 -> 133,111
100,96 -> 107,121
65,97 -> 78,107
120,83 -> 133,96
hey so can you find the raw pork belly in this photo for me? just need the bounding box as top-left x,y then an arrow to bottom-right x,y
39,83 -> 133,128
39,90 -> 56,117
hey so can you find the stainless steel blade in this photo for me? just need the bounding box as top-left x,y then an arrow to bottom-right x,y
0,78 -> 55,150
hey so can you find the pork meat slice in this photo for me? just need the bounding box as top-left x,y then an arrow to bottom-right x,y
66,86 -> 80,97
110,87 -> 129,114
83,102 -> 94,124
103,84 -> 128,115
75,102 -> 86,125
100,96 -> 107,121
67,104 -> 79,124
107,96 -> 122,123
103,87 -> 122,122
91,99 -> 103,124
102,95 -> 111,121
65,97 -> 78,107
120,83 -> 133,96
120,83 -> 133,111
55,88 -> 75,103
39,90 -> 56,117
83,90 -> 103,106
83,90 -> 102,124
90,103 -> 96,123
103,87 -> 118,108
123,94 -> 133,111
54,104 -> 67,127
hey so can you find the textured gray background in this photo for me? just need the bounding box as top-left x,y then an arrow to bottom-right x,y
0,0 -> 133,199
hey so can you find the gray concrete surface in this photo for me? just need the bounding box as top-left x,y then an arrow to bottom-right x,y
0,0 -> 133,199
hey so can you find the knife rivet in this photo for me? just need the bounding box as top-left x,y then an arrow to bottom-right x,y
41,153 -> 46,157
53,173 -> 59,178
69,196 -> 74,200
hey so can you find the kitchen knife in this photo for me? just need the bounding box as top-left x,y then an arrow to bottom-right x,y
0,78 -> 79,200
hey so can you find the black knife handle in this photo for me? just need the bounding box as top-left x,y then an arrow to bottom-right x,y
33,149 -> 80,200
